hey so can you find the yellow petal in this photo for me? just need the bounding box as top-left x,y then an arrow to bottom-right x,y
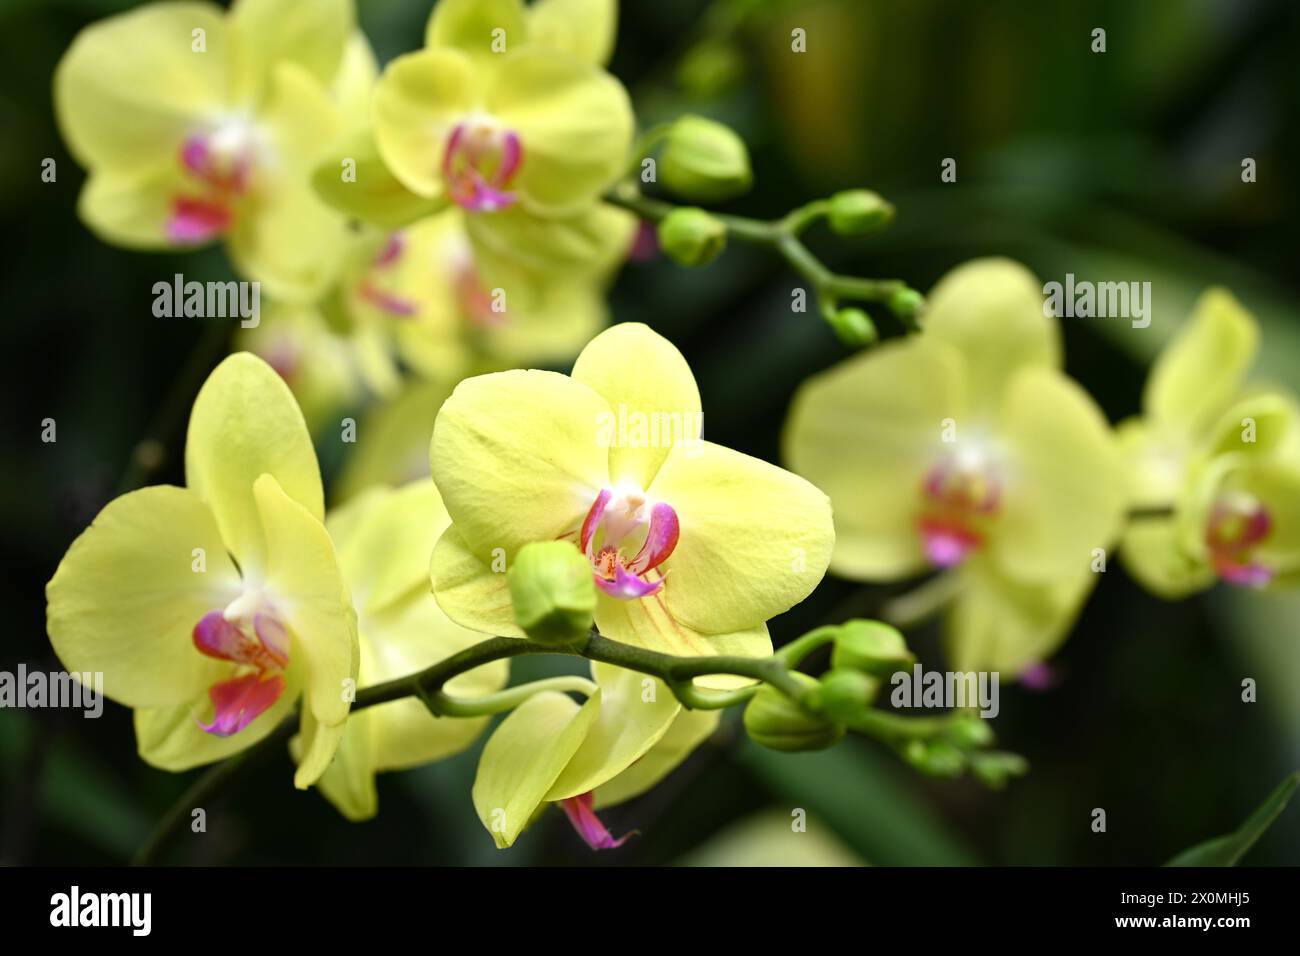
295,703 -> 349,789
373,48 -> 479,199
472,689 -> 600,848
46,486 -> 241,709
1120,515 -> 1214,599
991,366 -> 1127,584
54,2 -> 228,170
527,0 -> 618,66
465,201 -> 636,275
425,0 -> 527,63
429,526 -> 524,637
254,475 -> 357,736
923,258 -> 1060,414
429,369 -> 611,557
571,323 -> 701,489
185,353 -> 322,578
594,707 -> 719,809
229,0 -> 353,105
77,165 -> 188,250
648,441 -> 834,636
546,663 -> 681,801
311,128 -> 444,229
1146,288 -> 1258,435
784,338 -> 966,580
489,50 -> 633,215
946,557 -> 1097,674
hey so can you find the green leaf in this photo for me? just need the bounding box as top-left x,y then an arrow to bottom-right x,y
1165,771 -> 1300,866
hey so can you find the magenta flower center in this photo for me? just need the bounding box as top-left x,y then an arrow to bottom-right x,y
1205,495 -> 1273,587
916,458 -> 1001,567
168,129 -> 257,244
442,120 -> 523,212
579,488 -> 679,600
559,792 -> 634,850
191,607 -> 289,736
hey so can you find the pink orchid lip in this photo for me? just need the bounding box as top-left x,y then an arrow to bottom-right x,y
199,673 -> 285,736
442,121 -> 523,212
916,458 -> 1001,568
192,609 -> 289,737
168,131 -> 255,243
579,489 -> 680,601
167,197 -> 234,245
1206,499 -> 1273,588
559,792 -> 635,850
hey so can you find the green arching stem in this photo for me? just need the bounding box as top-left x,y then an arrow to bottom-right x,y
604,183 -> 918,327
132,627 -> 994,865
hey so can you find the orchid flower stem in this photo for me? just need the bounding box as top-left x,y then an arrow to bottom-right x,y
604,183 -> 919,328
881,571 -> 963,629
418,676 -> 599,718
132,628 -> 980,865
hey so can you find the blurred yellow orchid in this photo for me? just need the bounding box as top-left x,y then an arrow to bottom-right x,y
54,0 -> 372,300
1119,290 -> 1300,596
785,259 -> 1127,675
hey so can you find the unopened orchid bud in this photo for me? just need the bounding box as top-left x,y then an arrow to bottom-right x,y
658,207 -> 726,267
827,189 -> 894,236
660,114 -> 752,202
831,619 -> 913,677
816,667 -> 879,723
743,673 -> 844,752
507,541 -> 595,646
888,287 -> 925,324
827,306 -> 878,347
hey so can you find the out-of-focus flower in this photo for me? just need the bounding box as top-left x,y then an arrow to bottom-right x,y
54,0 -> 372,300
785,259 -> 1127,675
1119,290 -> 1300,596
430,323 -> 834,683
471,663 -> 719,848
301,480 -> 509,821
46,354 -> 357,788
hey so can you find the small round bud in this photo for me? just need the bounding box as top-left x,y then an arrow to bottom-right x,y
904,739 -> 964,778
827,306 -> 877,347
743,673 -> 844,752
971,752 -> 1029,789
507,541 -> 595,646
816,667 -> 879,723
827,189 -> 895,236
659,115 -> 753,202
947,713 -> 994,749
830,619 -> 913,677
888,287 -> 925,324
658,208 -> 726,267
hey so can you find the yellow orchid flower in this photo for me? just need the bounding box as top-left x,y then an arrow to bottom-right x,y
238,204 -> 633,425
45,353 -> 358,788
298,480 -> 509,821
785,259 -> 1127,675
472,663 -> 719,848
54,0 -> 371,301
371,0 -> 632,247
1119,290 -> 1300,596
429,322 -> 835,679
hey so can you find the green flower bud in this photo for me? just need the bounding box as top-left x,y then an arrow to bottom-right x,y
658,207 -> 726,267
816,667 -> 879,723
888,287 -> 925,324
827,306 -> 877,347
675,42 -> 744,98
970,751 -> 1029,789
827,189 -> 895,236
904,739 -> 965,778
659,114 -> 752,202
947,713 -> 995,749
830,619 -> 914,677
743,673 -> 844,752
506,541 -> 595,646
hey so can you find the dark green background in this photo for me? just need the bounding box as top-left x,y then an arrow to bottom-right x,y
2,0 -> 1298,865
